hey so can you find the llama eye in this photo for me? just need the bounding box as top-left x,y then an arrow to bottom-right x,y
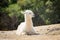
29,13 -> 31,14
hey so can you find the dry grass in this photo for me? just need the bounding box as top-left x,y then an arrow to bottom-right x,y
0,24 -> 60,40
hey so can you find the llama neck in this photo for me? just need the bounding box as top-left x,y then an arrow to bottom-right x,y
25,14 -> 33,28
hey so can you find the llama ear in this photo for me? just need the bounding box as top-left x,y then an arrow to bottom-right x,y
21,11 -> 25,14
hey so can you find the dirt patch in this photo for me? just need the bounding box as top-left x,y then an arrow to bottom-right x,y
0,24 -> 60,40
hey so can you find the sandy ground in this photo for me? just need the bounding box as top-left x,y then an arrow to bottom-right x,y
0,24 -> 60,40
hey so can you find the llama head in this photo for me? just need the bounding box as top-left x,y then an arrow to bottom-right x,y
21,10 -> 35,18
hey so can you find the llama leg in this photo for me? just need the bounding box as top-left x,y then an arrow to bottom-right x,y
25,27 -> 38,35
16,28 -> 26,35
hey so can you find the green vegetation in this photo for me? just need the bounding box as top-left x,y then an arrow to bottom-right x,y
0,0 -> 60,30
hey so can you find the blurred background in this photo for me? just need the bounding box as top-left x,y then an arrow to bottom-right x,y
0,0 -> 60,30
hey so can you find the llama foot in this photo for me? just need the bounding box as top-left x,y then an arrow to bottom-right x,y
25,31 -> 40,35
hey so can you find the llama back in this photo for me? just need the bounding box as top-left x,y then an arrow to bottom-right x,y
16,22 -> 25,35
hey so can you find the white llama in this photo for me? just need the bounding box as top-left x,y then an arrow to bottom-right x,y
16,10 -> 38,35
